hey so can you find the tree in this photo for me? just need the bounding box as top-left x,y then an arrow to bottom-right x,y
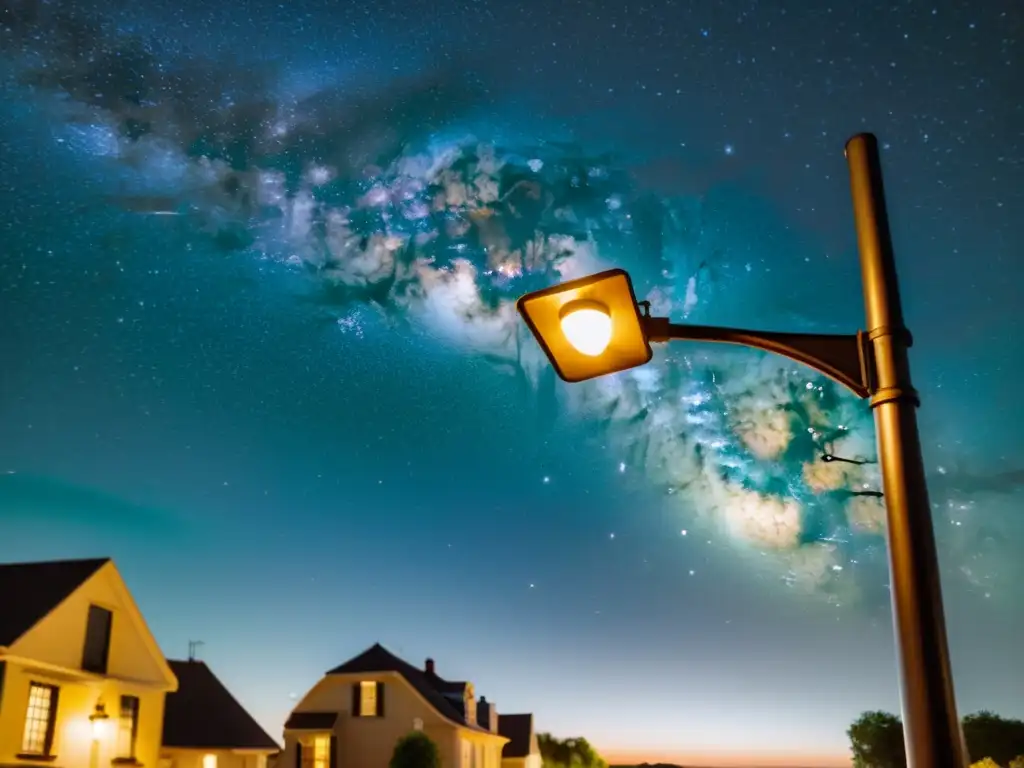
962,711 -> 1024,767
389,731 -> 441,768
537,733 -> 607,768
847,711 -> 906,768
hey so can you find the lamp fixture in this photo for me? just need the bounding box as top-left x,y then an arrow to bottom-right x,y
89,702 -> 109,741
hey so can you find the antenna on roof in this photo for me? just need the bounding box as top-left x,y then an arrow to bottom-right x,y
187,640 -> 205,661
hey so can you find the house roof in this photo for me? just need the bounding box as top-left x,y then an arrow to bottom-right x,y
499,714 -> 534,758
284,712 -> 338,731
325,643 -> 490,733
425,669 -> 468,695
0,557 -> 110,646
164,660 -> 279,751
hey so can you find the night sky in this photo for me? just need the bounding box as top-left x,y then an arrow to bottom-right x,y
1,0 -> 1022,765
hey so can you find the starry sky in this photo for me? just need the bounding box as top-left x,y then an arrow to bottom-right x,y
1,0 -> 1022,765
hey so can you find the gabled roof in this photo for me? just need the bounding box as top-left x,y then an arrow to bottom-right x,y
164,660 -> 279,751
0,558 -> 110,646
499,714 -> 535,758
325,643 -> 489,733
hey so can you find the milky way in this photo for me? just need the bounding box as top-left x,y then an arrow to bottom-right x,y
2,0 -> 1015,607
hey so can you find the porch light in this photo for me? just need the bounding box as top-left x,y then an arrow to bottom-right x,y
89,702 -> 109,741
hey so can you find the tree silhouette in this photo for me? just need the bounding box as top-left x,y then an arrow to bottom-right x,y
847,711 -> 906,768
962,711 -> 1024,766
848,709 -> 1024,767
537,733 -> 606,768
389,731 -> 441,768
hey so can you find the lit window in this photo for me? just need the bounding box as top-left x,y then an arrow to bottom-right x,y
313,736 -> 329,768
117,696 -> 140,759
21,683 -> 59,756
202,754 -> 217,768
300,736 -> 330,768
359,681 -> 377,717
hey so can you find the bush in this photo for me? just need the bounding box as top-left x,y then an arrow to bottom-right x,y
390,731 -> 441,768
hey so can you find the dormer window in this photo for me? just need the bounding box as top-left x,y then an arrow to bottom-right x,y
359,681 -> 377,716
352,681 -> 384,717
82,605 -> 112,674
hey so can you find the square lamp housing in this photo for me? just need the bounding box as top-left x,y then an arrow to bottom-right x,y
516,268 -> 653,383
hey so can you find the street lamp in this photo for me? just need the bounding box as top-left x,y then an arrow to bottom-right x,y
516,133 -> 965,768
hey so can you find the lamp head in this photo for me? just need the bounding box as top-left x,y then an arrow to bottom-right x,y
516,269 -> 652,382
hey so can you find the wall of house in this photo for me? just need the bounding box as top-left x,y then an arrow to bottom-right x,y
160,746 -> 270,768
501,752 -> 541,768
9,564 -> 169,686
459,736 -> 503,768
283,673 -> 467,768
0,658 -> 166,768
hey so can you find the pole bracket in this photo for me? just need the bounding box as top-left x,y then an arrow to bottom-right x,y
643,316 -> 876,400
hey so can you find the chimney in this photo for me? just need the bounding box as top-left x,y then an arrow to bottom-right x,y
477,697 -> 498,733
425,658 -> 435,675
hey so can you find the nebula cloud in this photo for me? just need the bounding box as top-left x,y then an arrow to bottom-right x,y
3,0 -> 1013,604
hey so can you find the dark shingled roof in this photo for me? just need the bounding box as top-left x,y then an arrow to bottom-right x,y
499,714 -> 535,758
0,558 -> 110,646
164,660 -> 279,750
325,643 -> 488,732
284,712 -> 338,730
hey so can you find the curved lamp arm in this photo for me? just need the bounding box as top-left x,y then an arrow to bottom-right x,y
641,315 -> 874,399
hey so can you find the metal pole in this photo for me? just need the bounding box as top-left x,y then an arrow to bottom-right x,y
845,133 -> 966,767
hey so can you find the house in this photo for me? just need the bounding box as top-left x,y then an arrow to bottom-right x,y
281,644 -> 520,768
0,558 -> 179,768
496,715 -> 541,768
159,659 -> 279,768
0,557 -> 277,768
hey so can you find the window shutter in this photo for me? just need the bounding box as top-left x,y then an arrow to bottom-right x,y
46,686 -> 61,753
329,737 -> 337,768
351,683 -> 361,717
82,606 -> 113,674
376,682 -> 385,717
295,742 -> 303,768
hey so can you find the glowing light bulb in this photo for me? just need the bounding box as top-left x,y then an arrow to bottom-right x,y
559,300 -> 612,356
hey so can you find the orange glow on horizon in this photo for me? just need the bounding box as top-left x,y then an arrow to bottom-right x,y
598,749 -> 852,768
